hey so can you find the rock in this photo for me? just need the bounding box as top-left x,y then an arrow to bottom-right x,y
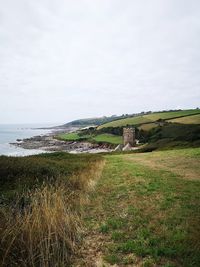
122,143 -> 132,151
114,144 -> 124,151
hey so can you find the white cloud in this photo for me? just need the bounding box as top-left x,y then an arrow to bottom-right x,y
0,0 -> 200,123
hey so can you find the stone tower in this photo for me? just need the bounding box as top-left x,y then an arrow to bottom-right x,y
123,127 -> 136,146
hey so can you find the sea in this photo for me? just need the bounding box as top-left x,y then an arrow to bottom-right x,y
0,124 -> 55,156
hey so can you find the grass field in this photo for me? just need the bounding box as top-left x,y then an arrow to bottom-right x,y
98,109 -> 200,129
79,148 -> 200,266
138,122 -> 157,131
92,133 -> 123,144
58,132 -> 123,145
168,114 -> 200,124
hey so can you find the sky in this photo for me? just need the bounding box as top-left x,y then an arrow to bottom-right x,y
0,0 -> 200,124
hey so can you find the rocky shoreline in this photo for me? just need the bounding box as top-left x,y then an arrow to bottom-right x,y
10,129 -> 113,154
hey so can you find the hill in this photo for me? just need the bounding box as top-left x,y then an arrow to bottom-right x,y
167,113 -> 200,124
57,109 -> 200,150
60,115 -> 130,128
98,109 -> 200,129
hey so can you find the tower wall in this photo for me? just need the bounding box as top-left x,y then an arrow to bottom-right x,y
123,128 -> 136,146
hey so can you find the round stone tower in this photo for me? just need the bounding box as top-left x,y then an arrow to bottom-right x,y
123,127 -> 136,146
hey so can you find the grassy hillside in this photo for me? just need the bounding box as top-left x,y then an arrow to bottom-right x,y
0,152 -> 101,201
80,148 -> 200,266
59,109 -> 200,129
139,123 -> 200,152
98,109 -> 200,129
56,109 -> 200,150
61,114 -> 130,127
168,113 -> 200,124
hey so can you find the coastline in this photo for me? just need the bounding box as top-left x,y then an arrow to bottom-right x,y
10,127 -> 113,154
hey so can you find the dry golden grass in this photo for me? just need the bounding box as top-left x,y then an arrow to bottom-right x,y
0,160 -> 105,267
0,184 -> 81,267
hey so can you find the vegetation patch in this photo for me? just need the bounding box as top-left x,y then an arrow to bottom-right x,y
0,153 -> 104,266
138,123 -> 200,151
98,109 -> 200,129
92,133 -> 123,144
168,113 -> 200,124
57,132 -> 90,141
58,132 -> 123,145
81,148 -> 200,266
0,152 -> 101,202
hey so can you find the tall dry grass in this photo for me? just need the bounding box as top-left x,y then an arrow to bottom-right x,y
0,160 -> 105,267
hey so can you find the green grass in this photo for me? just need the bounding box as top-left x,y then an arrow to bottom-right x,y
57,132 -> 90,141
83,148 -> 200,266
98,115 -> 152,128
98,109 -> 200,129
0,152 -> 101,202
139,123 -> 200,152
168,114 -> 200,124
58,132 -> 122,145
92,134 -> 123,144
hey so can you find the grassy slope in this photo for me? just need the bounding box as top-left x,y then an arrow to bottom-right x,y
0,153 -> 104,266
81,148 -> 200,267
98,109 -> 200,129
0,152 -> 101,201
139,123 -> 200,152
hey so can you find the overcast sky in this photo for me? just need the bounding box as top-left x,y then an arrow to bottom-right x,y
0,0 -> 200,124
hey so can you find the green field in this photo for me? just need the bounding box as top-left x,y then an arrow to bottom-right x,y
81,148 -> 200,266
58,132 -> 122,145
98,109 -> 200,129
168,114 -> 200,124
92,133 -> 123,144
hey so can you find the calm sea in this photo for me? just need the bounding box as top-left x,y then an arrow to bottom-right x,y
0,124 -> 55,156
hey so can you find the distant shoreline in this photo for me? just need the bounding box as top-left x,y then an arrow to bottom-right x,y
10,127 -> 112,154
